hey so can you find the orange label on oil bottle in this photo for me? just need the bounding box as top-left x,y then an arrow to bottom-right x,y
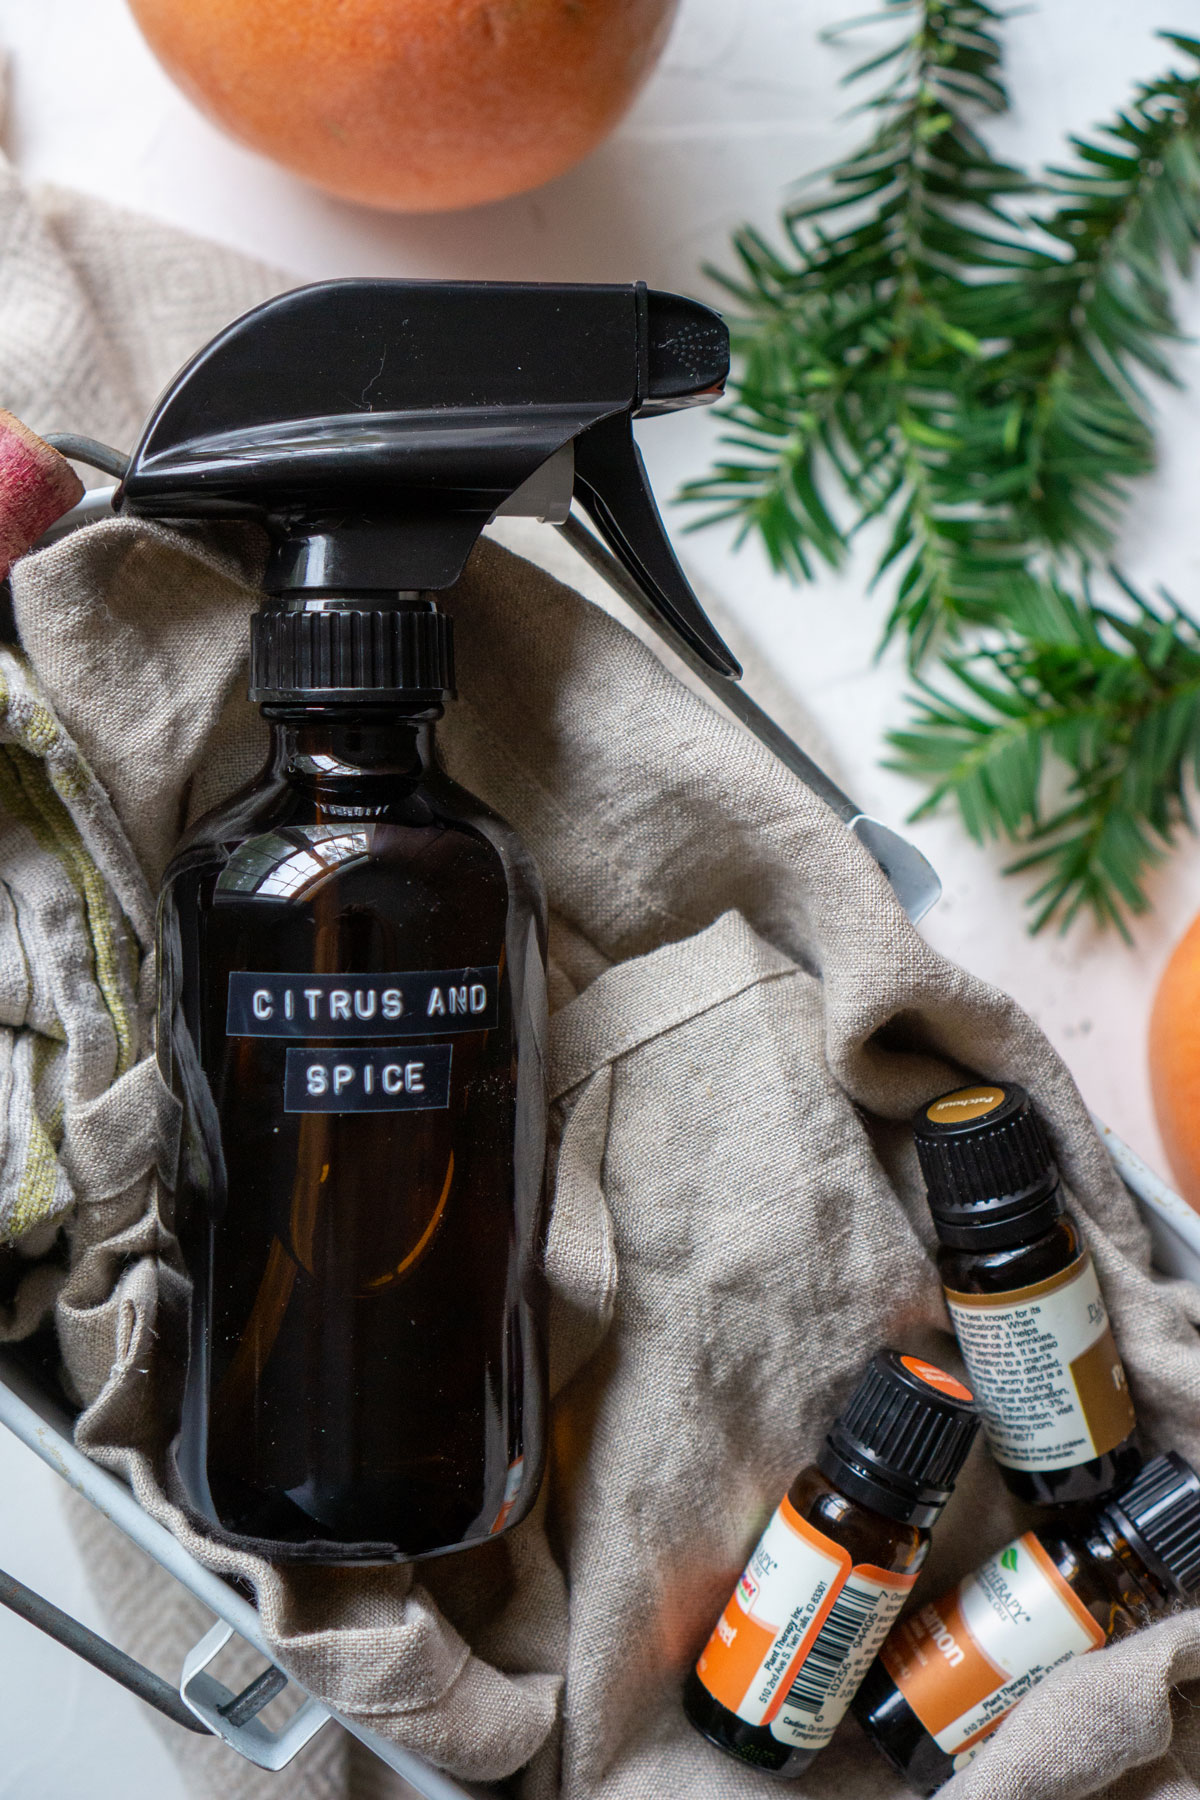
695,1496 -> 918,1750
881,1531 -> 1105,1763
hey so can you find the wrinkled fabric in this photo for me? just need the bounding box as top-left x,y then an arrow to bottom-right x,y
0,647 -> 145,1248
1,156 -> 1200,1800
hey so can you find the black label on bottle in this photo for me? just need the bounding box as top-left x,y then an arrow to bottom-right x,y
284,1044 -> 453,1113
226,968 -> 498,1039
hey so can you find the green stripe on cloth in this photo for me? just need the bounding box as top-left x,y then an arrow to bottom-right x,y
0,666 -> 141,1243
10,1032 -> 65,1238
0,712 -> 137,1077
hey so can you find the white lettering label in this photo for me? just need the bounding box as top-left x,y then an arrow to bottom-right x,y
283,1044 -> 452,1112
229,969 -> 497,1043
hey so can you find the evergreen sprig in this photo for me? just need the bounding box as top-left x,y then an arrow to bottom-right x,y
957,40 -> 1200,560
686,3 -> 1200,933
888,577 -> 1200,936
685,0 -> 1037,659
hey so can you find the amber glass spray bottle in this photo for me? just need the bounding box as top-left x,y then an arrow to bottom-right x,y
130,278 -> 738,1561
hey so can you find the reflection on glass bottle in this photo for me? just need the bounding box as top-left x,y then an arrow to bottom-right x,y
158,702 -> 548,1561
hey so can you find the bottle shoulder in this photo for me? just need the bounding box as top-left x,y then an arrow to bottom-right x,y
939,1210 -> 1081,1294
786,1464 -> 925,1575
162,766 -> 541,903
158,784 -> 546,1001
1034,1517 -> 1161,1642
161,772 -> 281,878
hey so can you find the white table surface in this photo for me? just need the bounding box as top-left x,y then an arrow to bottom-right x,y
2,2 -> 1200,1794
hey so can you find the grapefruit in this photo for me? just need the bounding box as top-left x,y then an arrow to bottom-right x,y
128,0 -> 679,212
1150,909 -> 1200,1209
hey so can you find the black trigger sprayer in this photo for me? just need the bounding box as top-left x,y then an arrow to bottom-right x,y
22,279 -> 935,1562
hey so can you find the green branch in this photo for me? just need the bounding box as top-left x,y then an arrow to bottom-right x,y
688,9 -> 1200,932
962,37 -> 1200,558
683,0 -> 1033,655
886,578 -> 1200,933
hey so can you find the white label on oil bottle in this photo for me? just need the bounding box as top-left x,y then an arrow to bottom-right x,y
944,1251 -> 1134,1471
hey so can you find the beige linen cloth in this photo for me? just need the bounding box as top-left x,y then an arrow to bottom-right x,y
2,148 -> 1200,1800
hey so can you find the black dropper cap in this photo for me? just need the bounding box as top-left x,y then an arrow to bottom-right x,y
913,1082 -> 1062,1251
249,596 -> 455,707
818,1350 -> 979,1529
1105,1452 -> 1200,1599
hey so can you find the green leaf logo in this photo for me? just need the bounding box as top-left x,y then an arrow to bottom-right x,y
1000,1547 -> 1019,1573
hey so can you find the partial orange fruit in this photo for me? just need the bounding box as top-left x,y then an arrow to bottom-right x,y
127,0 -> 679,212
1150,909 -> 1200,1210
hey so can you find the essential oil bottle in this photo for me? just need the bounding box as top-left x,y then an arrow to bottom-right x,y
683,1351 -> 979,1778
913,1083 -> 1139,1507
854,1451 -> 1200,1794
157,594 -> 548,1560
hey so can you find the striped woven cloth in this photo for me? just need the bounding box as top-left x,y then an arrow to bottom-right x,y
0,646 -> 145,1252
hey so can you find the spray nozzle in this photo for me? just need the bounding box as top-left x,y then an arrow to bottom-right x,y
113,278 -> 739,676
18,278 -> 940,918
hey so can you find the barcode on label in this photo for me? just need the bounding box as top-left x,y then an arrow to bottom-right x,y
784,1577 -> 880,1715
